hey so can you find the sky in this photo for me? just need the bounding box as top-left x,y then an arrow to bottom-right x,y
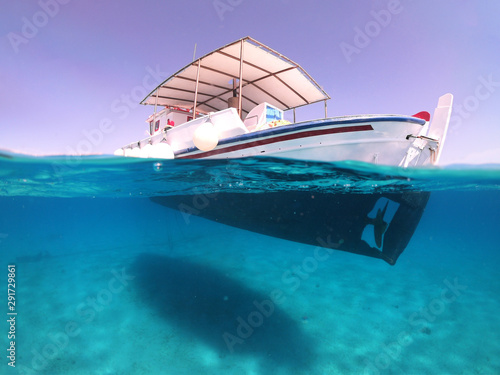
1,0 -> 499,165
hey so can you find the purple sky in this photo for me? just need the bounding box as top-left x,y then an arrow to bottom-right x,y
1,0 -> 499,164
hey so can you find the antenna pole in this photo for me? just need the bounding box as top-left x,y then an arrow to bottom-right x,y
237,39 -> 244,118
193,59 -> 201,119
192,43 -> 197,61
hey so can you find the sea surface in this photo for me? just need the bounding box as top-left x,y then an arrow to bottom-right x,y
1,152 -> 500,375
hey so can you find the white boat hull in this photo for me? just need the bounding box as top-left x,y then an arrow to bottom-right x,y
174,116 -> 431,166
116,94 -> 453,168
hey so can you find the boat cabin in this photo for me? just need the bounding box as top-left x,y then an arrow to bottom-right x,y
147,107 -> 195,136
147,100 -> 286,139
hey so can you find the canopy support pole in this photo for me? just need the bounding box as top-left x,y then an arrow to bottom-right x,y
153,88 -> 159,124
237,39 -> 244,118
324,99 -> 328,119
293,108 -> 296,123
193,59 -> 201,120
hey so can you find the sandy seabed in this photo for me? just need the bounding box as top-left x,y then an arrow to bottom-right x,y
2,197 -> 499,375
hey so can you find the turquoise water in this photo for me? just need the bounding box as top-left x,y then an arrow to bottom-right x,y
1,153 -> 500,374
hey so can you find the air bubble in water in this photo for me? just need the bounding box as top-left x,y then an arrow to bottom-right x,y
153,162 -> 163,172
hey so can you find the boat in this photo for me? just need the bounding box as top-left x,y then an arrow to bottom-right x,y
114,36 -> 453,168
115,37 -> 453,265
151,188 -> 430,266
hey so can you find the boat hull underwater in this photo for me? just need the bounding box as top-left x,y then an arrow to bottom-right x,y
152,190 -> 430,265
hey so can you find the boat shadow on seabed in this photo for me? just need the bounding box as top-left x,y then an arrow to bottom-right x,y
131,253 -> 316,372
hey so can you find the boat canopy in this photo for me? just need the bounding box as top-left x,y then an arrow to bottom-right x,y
141,36 -> 330,117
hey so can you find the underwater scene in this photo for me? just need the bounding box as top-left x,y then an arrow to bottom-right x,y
1,153 -> 500,375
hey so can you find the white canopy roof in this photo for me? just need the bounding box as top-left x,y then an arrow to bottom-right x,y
141,37 -> 330,116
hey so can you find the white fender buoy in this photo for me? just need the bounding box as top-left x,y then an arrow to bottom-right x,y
138,144 -> 153,158
193,122 -> 218,151
149,143 -> 175,159
128,147 -> 142,157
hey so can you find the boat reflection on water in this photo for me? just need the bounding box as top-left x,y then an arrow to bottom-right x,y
152,189 -> 430,265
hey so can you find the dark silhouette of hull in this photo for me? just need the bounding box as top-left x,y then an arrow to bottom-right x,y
151,191 -> 430,265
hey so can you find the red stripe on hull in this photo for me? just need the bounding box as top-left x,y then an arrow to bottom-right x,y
178,124 -> 374,159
